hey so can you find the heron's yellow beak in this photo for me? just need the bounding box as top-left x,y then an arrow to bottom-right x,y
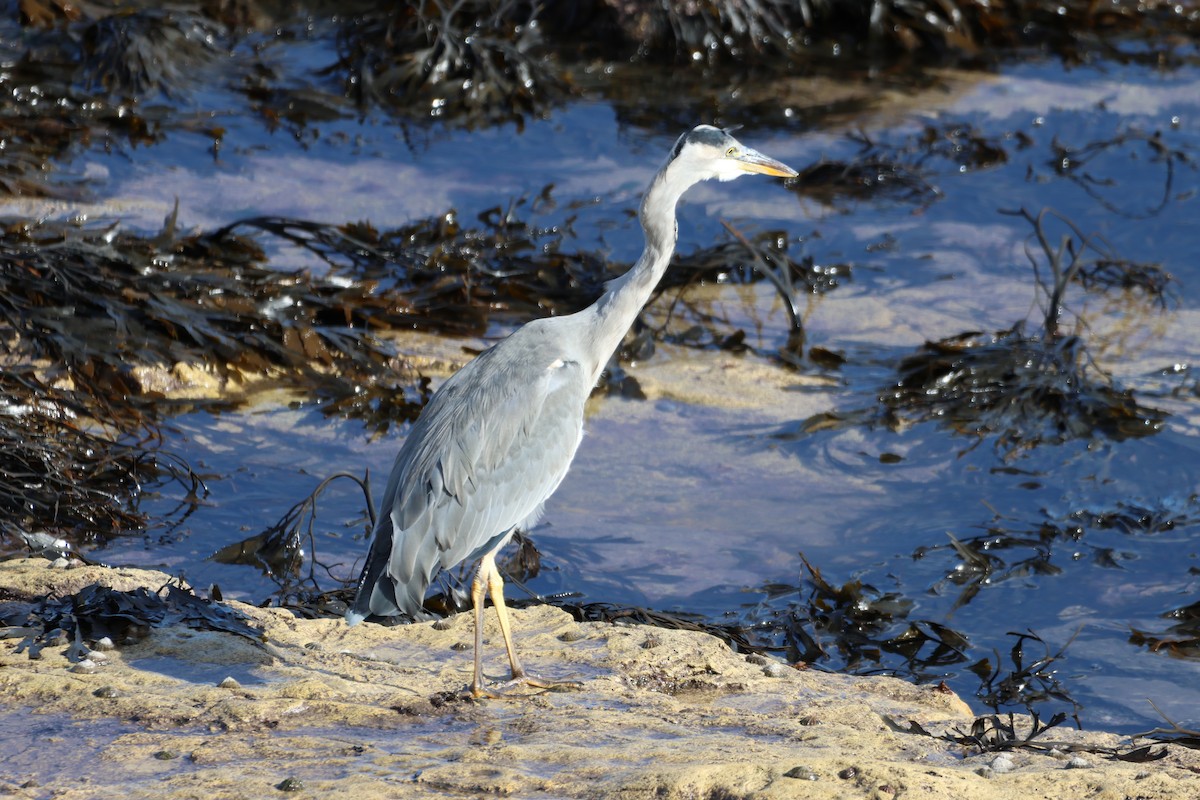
735,147 -> 798,178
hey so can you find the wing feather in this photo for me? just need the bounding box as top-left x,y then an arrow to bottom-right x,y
347,324 -> 588,622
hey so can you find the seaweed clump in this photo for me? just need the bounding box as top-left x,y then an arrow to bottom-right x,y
0,27 -> 172,197
727,555 -> 1085,720
1131,599 -> 1200,659
8,579 -> 263,664
0,368 -> 199,549
331,1 -> 567,126
780,207 -> 1170,455
882,324 -> 1165,452
0,211 -> 431,431
791,122 -> 1014,211
213,200 -> 612,336
598,0 -> 1200,66
0,208 -> 435,554
79,7 -> 228,98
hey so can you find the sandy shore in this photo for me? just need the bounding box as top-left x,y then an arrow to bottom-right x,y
2,558 -> 1197,799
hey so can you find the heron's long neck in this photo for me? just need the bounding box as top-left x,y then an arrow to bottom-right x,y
579,166 -> 690,383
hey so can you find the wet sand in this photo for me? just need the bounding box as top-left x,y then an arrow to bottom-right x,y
2,558 -> 1197,799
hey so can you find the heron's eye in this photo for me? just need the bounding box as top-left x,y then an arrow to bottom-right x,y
726,147 -> 737,157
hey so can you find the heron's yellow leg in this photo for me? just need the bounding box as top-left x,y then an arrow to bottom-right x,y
469,559 -> 493,698
481,553 -> 527,679
482,553 -> 583,694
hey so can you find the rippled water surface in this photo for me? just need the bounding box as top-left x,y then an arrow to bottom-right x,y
34,52 -> 1200,733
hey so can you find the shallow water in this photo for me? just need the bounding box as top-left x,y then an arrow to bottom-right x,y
22,47 -> 1200,733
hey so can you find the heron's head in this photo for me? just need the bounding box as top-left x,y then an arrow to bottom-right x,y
667,125 -> 797,183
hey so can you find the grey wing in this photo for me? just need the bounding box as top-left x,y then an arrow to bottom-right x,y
347,352 -> 587,623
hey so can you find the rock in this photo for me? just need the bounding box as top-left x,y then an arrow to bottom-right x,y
762,661 -> 787,678
990,754 -> 1014,773
1,558 -> 1199,800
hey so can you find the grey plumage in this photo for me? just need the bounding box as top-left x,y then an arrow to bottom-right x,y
346,125 -> 796,696
348,319 -> 588,621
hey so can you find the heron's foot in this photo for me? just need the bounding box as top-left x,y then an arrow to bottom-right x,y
506,671 -> 584,694
468,671 -> 583,699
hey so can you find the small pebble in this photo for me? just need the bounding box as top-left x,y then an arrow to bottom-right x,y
91,637 -> 115,652
218,676 -> 241,689
276,777 -> 305,792
153,750 -> 179,761
975,766 -> 994,779
558,628 -> 586,642
71,659 -> 98,674
836,766 -> 858,780
450,641 -> 470,651
762,662 -> 787,678
745,653 -> 770,666
87,650 -> 109,664
93,686 -> 121,699
782,766 -> 818,781
49,557 -> 70,570
303,642 -> 323,651
1066,756 -> 1090,769
990,754 -> 1014,774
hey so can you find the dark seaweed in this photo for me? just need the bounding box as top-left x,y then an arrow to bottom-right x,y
14,579 -> 263,662
889,710 -> 1171,760
600,0 -> 1200,66
1135,702 -> 1200,750
1131,596 -> 1200,660
213,200 -> 834,363
210,204 -> 613,336
1048,128 -> 1197,221
0,367 -> 203,548
329,1 -> 567,127
775,207 -> 1169,455
0,210 -> 430,429
0,39 -> 168,197
80,8 -> 228,98
212,472 -> 375,607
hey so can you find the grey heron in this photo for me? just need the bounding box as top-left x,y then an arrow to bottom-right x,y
346,125 -> 796,697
